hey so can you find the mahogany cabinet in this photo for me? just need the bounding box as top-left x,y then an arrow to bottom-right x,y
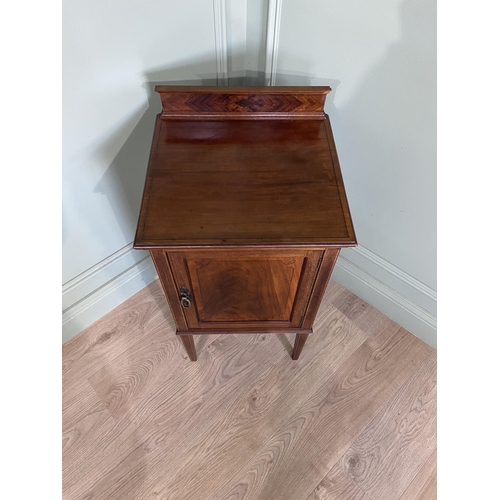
134,86 -> 356,361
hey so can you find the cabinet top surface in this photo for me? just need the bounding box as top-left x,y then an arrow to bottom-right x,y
134,87 -> 356,248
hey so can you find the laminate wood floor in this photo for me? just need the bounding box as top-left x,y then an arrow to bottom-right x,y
63,279 -> 436,500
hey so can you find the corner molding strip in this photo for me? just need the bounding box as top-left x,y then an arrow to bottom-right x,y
213,0 -> 229,85
264,0 -> 283,86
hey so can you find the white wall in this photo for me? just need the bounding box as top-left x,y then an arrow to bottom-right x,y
62,0 -> 220,340
276,0 -> 437,345
63,0 -> 437,347
63,0 -> 219,281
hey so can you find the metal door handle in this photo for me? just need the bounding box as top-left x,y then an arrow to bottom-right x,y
180,286 -> 191,308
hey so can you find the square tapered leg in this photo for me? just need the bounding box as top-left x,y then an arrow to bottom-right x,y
292,333 -> 309,360
179,334 -> 197,361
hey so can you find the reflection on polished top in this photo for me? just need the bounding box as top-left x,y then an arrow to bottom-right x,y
134,86 -> 356,248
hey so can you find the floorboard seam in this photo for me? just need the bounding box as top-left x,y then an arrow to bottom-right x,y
397,446 -> 437,500
334,350 -> 436,500
86,376 -> 117,422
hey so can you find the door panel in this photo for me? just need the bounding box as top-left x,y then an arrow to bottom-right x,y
188,256 -> 301,322
167,249 -> 323,330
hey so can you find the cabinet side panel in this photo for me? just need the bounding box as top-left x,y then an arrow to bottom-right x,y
288,249 -> 324,326
302,248 -> 340,330
149,250 -> 188,331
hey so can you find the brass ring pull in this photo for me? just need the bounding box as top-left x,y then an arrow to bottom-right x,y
180,285 -> 191,308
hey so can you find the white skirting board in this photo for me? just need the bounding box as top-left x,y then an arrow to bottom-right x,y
62,245 -> 157,343
332,247 -> 437,349
63,243 -> 436,348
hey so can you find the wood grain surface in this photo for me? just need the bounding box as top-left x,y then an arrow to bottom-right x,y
146,307 -> 367,500
133,117 -> 356,248
210,325 -> 431,500
62,279 -> 436,500
155,86 -> 330,120
166,248 -> 322,330
328,280 -> 398,337
62,382 -> 114,492
339,352 -> 437,500
399,449 -> 437,500
306,462 -> 369,500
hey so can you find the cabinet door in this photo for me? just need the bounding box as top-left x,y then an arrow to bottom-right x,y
167,248 -> 323,330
